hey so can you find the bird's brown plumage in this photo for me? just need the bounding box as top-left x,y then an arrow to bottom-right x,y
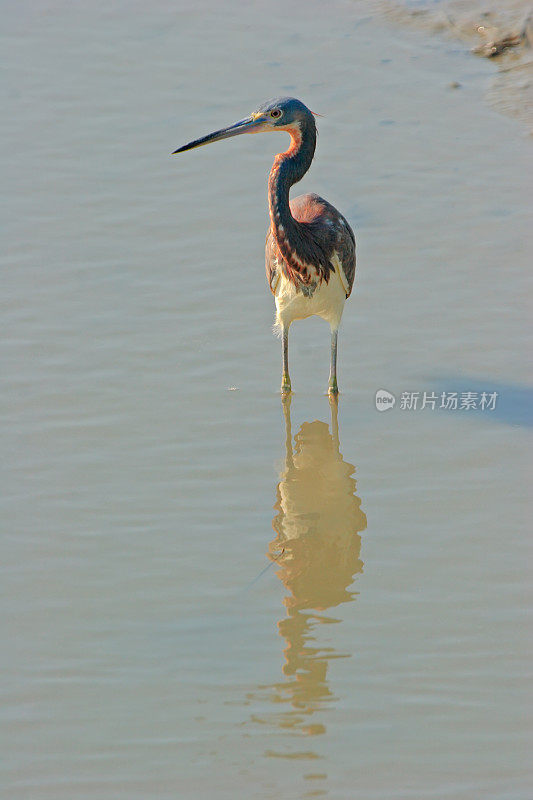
266,192 -> 356,298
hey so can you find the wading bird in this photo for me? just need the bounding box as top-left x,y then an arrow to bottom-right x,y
173,97 -> 356,395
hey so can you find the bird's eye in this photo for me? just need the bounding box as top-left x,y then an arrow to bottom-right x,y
270,109 -> 282,119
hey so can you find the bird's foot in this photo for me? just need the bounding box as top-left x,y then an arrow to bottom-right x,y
328,378 -> 339,396
281,375 -> 292,395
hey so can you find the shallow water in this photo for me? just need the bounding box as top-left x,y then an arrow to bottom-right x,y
2,1 -> 532,798
373,0 -> 533,127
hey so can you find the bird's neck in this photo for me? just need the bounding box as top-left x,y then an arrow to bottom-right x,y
268,119 -> 316,269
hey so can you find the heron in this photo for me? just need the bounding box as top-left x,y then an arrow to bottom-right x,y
173,97 -> 356,395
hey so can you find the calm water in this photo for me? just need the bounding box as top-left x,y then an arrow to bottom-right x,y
2,1 -> 532,798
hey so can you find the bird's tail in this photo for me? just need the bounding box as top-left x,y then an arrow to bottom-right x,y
272,317 -> 283,338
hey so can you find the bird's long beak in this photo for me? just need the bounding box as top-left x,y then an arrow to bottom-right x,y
172,115 -> 266,154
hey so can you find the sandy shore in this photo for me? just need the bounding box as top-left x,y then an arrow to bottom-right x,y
365,0 -> 533,129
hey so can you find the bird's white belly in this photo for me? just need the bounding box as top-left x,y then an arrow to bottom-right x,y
274,265 -> 346,331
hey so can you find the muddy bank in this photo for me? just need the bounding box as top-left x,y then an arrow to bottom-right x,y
366,0 -> 533,128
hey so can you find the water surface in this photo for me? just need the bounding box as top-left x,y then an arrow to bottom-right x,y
2,1 -> 531,798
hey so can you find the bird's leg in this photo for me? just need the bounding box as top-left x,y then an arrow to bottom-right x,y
281,325 -> 292,394
328,328 -> 339,395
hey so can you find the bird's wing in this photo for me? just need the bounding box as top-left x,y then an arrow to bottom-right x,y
265,230 -> 281,295
336,220 -> 356,298
292,194 -> 356,298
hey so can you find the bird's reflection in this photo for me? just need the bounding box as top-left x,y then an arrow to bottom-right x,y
253,397 -> 367,751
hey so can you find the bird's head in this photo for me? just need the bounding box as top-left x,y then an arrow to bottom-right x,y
172,97 -> 316,154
